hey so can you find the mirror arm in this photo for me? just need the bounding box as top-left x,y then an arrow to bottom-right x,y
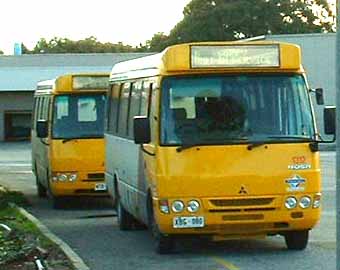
316,133 -> 336,144
140,145 -> 156,156
39,138 -> 50,146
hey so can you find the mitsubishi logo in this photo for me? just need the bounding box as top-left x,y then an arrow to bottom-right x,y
238,185 -> 248,195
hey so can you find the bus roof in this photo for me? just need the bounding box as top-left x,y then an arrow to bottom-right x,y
109,41 -> 303,82
35,73 -> 109,95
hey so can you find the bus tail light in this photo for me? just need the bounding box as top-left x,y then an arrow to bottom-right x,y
159,199 -> 170,214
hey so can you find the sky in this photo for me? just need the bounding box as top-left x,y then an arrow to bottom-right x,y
0,0 -> 191,55
0,0 -> 336,55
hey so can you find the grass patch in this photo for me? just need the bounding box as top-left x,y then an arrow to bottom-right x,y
0,186 -> 74,269
0,186 -> 29,209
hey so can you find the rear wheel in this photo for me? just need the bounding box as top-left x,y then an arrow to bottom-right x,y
46,174 -> 64,209
148,197 -> 174,254
117,196 -> 135,230
35,172 -> 47,198
284,230 -> 309,250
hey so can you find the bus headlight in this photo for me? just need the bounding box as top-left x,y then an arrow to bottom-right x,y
172,200 -> 184,213
299,196 -> 311,209
285,197 -> 297,209
187,200 -> 200,213
69,173 -> 77,182
57,174 -> 68,182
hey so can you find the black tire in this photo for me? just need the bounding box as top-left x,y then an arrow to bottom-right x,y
35,172 -> 47,198
148,197 -> 174,254
46,175 -> 64,209
117,196 -> 135,230
51,196 -> 64,209
284,230 -> 309,250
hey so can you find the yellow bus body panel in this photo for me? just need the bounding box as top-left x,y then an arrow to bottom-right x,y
152,143 -> 320,236
49,139 -> 106,196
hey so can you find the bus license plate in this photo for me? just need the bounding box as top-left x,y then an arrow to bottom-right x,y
95,183 -> 107,191
173,216 -> 204,228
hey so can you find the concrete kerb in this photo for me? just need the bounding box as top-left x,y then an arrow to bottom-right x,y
10,203 -> 90,270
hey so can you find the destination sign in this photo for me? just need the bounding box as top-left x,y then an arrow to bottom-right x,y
73,76 -> 109,90
191,45 -> 280,68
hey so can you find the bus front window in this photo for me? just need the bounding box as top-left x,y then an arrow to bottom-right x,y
161,75 -> 315,146
52,94 -> 106,139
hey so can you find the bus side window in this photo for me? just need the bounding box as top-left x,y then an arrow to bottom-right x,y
128,81 -> 142,139
113,84 -> 123,134
140,81 -> 151,117
42,97 -> 50,121
118,83 -> 132,137
37,97 -> 43,121
32,97 -> 38,130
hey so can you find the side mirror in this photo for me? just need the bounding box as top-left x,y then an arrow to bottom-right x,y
36,120 -> 48,138
315,88 -> 324,105
324,106 -> 336,135
133,116 -> 151,144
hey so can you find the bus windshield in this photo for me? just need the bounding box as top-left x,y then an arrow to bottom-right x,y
52,94 -> 106,139
161,74 -> 315,145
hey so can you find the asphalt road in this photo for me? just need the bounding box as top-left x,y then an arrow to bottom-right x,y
0,142 -> 336,270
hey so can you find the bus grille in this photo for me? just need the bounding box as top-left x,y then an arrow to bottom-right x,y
210,198 -> 274,207
207,222 -> 289,232
222,214 -> 264,221
83,173 -> 105,182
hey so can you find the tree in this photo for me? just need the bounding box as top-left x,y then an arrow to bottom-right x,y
28,36 -> 138,54
145,32 -> 170,52
0,49 -> 3,55
166,0 -> 335,45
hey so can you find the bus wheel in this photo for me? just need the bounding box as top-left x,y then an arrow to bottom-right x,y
117,196 -> 134,230
148,199 -> 174,254
35,172 -> 47,198
51,196 -> 65,209
284,230 -> 309,250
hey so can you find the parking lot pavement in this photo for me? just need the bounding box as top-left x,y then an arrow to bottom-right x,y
0,142 -> 336,270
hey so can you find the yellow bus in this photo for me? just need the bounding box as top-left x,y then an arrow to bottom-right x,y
105,42 -> 335,253
32,73 -> 109,208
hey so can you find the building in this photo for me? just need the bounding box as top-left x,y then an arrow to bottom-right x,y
0,34 -> 336,143
243,33 -> 336,142
0,53 -> 152,141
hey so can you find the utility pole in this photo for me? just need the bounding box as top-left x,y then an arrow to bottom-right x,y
336,1 -> 340,269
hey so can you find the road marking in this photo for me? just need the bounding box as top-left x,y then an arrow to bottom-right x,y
0,163 -> 31,167
3,171 -> 33,174
212,256 -> 240,270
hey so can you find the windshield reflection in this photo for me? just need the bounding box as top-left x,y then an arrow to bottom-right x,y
161,75 -> 314,145
52,94 -> 106,139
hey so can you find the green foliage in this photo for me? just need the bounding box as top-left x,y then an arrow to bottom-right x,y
145,32 -> 171,52
0,50 -> 3,55
27,36 -> 140,54
0,188 -> 28,209
164,0 -> 335,46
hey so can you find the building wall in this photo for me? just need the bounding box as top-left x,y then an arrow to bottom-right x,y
0,92 -> 34,141
266,33 -> 336,139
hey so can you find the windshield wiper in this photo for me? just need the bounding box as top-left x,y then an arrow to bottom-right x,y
61,135 -> 103,143
176,138 -> 248,153
267,135 -> 314,140
247,141 -> 266,150
62,138 -> 78,144
247,136 -> 315,151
